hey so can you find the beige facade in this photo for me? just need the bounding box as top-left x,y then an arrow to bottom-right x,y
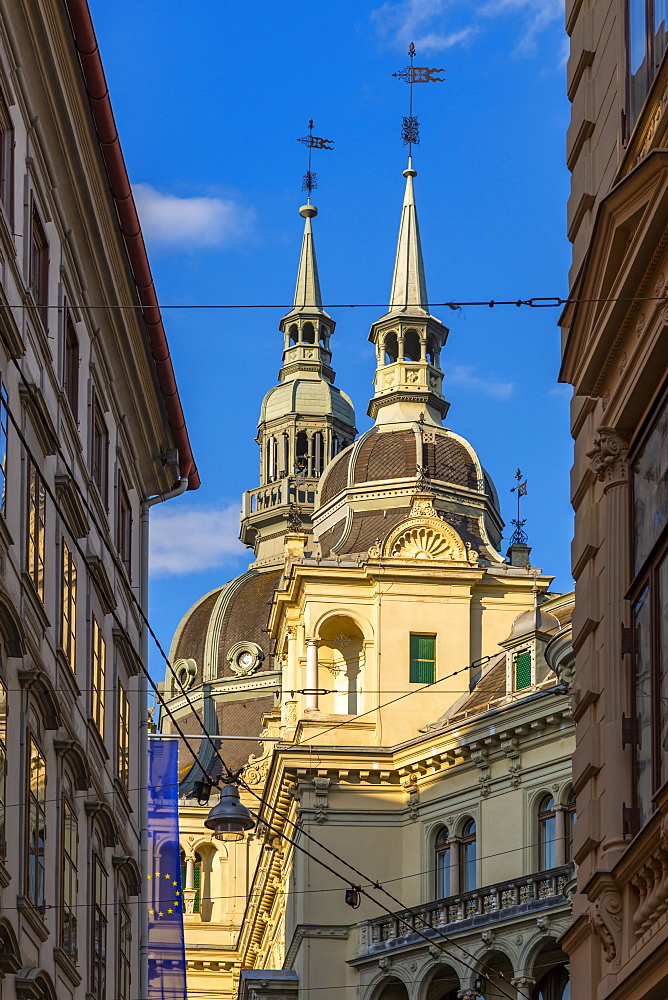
561,0 -> 668,995
163,156 -> 576,1000
0,6 -> 195,1000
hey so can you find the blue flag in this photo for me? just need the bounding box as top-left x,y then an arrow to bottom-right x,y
148,739 -> 187,1000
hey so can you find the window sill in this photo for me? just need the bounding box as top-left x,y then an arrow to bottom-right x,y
53,947 -> 81,987
0,513 -> 14,553
56,647 -> 81,698
17,894 -> 49,942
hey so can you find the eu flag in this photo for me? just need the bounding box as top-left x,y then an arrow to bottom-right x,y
148,739 -> 187,1000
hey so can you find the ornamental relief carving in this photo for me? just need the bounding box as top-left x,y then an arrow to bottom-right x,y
587,427 -> 629,484
588,887 -> 622,963
383,512 -> 468,563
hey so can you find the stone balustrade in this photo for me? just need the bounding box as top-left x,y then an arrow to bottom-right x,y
357,864 -> 574,956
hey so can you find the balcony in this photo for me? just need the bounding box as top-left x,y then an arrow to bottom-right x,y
356,864 -> 574,957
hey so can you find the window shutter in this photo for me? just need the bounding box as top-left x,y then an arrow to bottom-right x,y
193,862 -> 201,913
514,650 -> 532,690
410,635 -> 435,684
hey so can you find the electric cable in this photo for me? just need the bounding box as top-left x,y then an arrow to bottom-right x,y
6,292 -> 668,309
0,324 -> 556,1000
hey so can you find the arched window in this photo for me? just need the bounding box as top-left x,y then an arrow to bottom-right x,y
460,819 -> 476,891
427,335 -> 438,366
538,795 -> 557,870
435,827 -> 450,898
532,966 -> 569,1000
302,322 -> 315,344
282,433 -> 290,478
289,324 -> 298,345
295,432 -> 308,475
565,790 -> 577,863
403,329 -> 421,361
384,331 -> 398,364
313,432 -> 324,477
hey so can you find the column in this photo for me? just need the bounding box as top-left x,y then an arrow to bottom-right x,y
305,639 -> 319,711
590,428 -> 631,862
555,804 -> 566,867
183,855 -> 197,914
307,433 -> 314,479
511,977 -> 536,1000
449,839 -> 461,895
282,627 -> 299,730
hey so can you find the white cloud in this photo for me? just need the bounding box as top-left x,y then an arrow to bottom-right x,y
133,183 -> 253,249
371,0 -> 562,54
149,503 -> 247,576
443,364 -> 514,399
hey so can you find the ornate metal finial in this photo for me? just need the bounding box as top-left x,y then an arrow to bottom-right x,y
296,119 -> 334,198
509,468 -> 528,545
416,464 -> 433,492
392,42 -> 445,153
288,503 -> 303,532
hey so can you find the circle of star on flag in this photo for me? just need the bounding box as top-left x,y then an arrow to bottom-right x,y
147,871 -> 182,918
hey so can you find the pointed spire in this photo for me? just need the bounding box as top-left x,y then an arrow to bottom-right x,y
293,203 -> 323,311
389,157 -> 428,313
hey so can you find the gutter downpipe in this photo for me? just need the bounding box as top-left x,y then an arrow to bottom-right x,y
139,476 -> 188,1000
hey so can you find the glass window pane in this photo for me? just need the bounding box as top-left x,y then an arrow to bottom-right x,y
659,555 -> 668,785
629,0 -> 650,125
655,0 -> 668,70
635,586 -> 653,826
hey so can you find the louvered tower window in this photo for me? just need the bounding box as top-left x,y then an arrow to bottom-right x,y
410,634 -> 435,684
514,649 -> 532,690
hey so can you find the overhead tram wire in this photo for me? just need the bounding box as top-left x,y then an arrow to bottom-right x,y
0,322 -> 540,1000
1,291 -> 668,310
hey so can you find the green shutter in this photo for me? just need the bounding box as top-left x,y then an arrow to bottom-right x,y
193,862 -> 201,914
514,650 -> 532,690
410,635 -> 435,684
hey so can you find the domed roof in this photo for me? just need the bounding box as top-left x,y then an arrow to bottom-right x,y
318,444 -> 354,505
169,568 -> 282,689
260,377 -> 354,424
507,605 -> 561,640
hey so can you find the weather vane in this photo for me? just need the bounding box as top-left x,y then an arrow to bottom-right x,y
509,468 -> 528,545
296,119 -> 335,198
392,42 -> 445,153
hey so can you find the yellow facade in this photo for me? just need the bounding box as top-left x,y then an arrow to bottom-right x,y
162,163 -> 575,1000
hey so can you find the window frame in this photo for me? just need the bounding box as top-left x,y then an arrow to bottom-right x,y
434,827 -> 451,899
0,676 -> 6,861
26,733 -> 47,911
61,794 -> 78,959
0,91 -> 13,224
117,681 -> 130,794
459,818 -> 476,893
91,391 -> 109,506
26,458 -> 46,602
513,647 -> 533,691
116,472 -> 132,577
409,633 -> 436,684
538,795 -> 557,871
63,311 -> 79,420
626,0 -> 668,133
29,201 -> 49,330
61,538 -> 77,673
91,853 -> 108,1000
0,380 -> 9,515
629,380 -> 668,832
118,892 -> 131,1000
91,616 -> 106,735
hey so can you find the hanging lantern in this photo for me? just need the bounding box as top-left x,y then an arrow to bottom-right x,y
204,783 -> 255,842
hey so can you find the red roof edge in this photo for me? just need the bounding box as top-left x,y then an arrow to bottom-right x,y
64,0 -> 200,490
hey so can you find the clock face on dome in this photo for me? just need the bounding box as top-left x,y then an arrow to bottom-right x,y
228,642 -> 264,676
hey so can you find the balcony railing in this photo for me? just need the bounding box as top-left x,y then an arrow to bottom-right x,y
358,864 -> 574,956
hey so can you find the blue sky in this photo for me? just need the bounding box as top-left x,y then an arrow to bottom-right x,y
89,0 -> 572,677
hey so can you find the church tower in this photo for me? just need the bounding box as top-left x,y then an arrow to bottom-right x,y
367,156 -> 449,427
240,201 -> 356,567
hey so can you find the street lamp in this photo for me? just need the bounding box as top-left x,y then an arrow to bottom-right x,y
204,783 -> 255,842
